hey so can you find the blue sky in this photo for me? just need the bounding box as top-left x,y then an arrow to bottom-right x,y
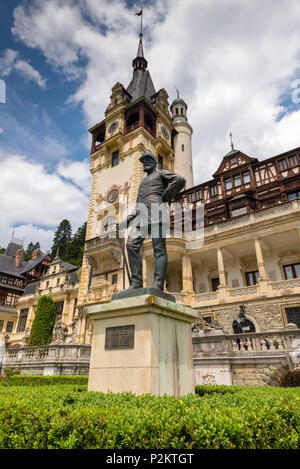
0,0 -> 300,251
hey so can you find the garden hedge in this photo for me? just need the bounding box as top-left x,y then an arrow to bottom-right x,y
0,375 -> 88,386
0,384 -> 299,449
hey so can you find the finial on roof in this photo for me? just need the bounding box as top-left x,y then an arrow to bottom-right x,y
135,7 -> 143,37
230,131 -> 234,150
175,86 -> 180,99
55,247 -> 60,258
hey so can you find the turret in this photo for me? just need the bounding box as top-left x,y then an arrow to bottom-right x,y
170,93 -> 194,189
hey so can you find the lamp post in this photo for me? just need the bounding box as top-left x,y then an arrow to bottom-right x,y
0,335 -> 9,375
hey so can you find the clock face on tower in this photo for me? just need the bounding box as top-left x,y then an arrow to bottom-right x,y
108,121 -> 118,135
161,125 -> 169,140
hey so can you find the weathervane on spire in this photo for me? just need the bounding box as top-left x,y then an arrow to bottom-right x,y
230,131 -> 234,150
135,7 -> 143,37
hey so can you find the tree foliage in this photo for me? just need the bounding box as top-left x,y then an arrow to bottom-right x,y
26,242 -> 41,255
51,219 -> 72,260
50,220 -> 86,266
28,296 -> 56,346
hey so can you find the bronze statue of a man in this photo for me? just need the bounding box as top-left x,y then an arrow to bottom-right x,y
118,151 -> 186,291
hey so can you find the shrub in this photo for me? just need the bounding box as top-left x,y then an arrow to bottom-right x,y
0,385 -> 299,449
0,375 -> 88,386
1,366 -> 20,379
28,296 -> 56,346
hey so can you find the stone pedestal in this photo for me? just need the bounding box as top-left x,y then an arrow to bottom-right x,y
85,293 -> 197,396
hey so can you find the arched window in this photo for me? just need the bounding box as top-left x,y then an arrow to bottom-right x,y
232,318 -> 256,334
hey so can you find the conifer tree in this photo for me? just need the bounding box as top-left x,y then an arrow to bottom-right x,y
51,219 -> 72,260
65,222 -> 87,266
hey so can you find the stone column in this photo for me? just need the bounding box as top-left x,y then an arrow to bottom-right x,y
217,248 -> 227,286
217,247 -> 228,299
181,254 -> 194,293
254,238 -> 268,294
142,255 -> 147,288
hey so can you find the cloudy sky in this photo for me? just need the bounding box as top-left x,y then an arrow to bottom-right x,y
1,0 -> 300,252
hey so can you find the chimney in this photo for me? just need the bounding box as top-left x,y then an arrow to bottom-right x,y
15,249 -> 22,269
32,249 -> 42,260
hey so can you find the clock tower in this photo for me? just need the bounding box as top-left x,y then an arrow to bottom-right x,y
77,32 -> 178,318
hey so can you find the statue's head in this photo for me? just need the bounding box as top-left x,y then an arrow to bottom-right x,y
139,151 -> 157,173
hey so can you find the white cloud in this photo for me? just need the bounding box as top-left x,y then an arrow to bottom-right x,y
57,158 -> 91,194
4,0 -> 300,248
0,154 -> 89,251
11,0 -> 300,186
0,48 -> 46,88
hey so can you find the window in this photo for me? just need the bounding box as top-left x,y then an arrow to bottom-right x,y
181,144 -> 184,151
158,155 -> 163,170
232,318 -> 256,334
245,271 -> 259,286
233,174 -> 241,187
17,308 -> 28,332
211,277 -> 220,291
55,301 -> 64,315
285,307 -> 300,328
0,320 -> 3,332
288,190 -> 300,200
46,281 -> 49,288
242,171 -> 251,183
112,150 -> 119,167
230,156 -> 237,164
210,185 -> 218,196
289,155 -> 298,167
225,178 -> 232,190
283,263 -> 300,279
4,293 -> 19,307
203,315 -> 213,325
176,108 -> 178,115
6,321 -> 14,333
112,274 -> 118,285
188,192 -> 196,202
278,159 -> 288,171
57,278 -> 60,286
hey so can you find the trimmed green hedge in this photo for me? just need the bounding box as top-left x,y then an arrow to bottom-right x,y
0,375 -> 88,386
0,384 -> 299,449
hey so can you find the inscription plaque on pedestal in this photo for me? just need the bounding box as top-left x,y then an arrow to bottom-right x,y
105,325 -> 135,350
